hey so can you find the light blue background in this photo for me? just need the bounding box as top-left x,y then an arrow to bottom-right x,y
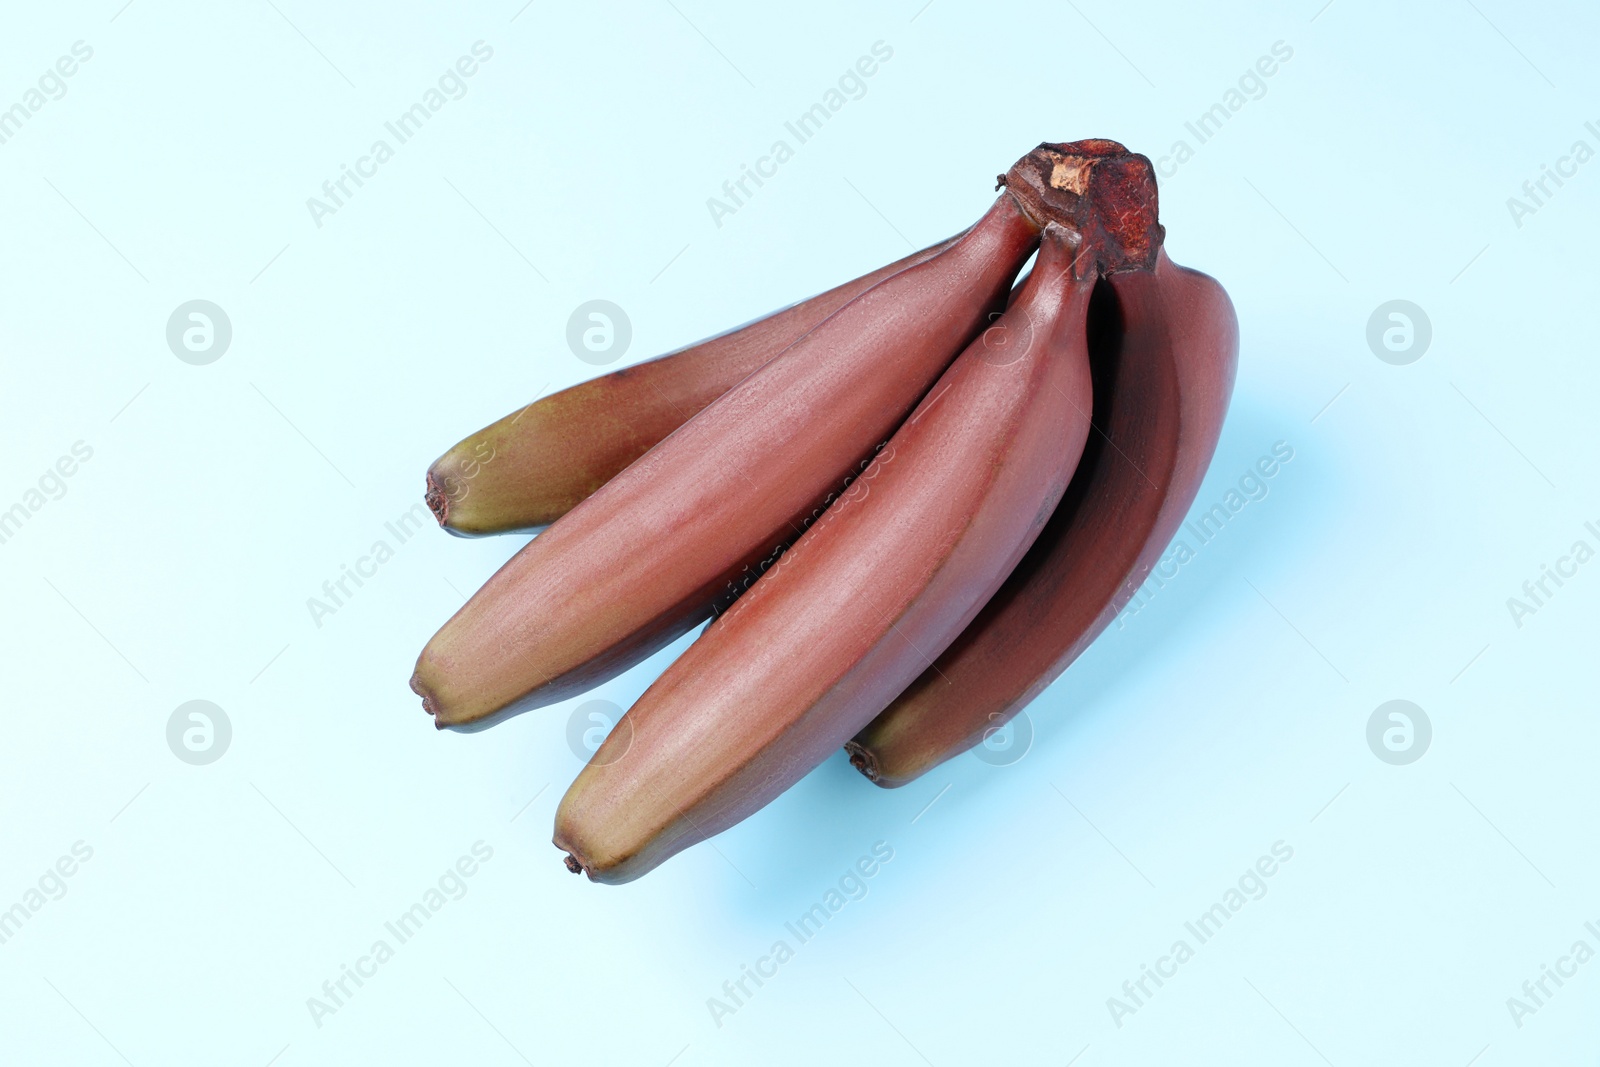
2,1 -> 1596,1064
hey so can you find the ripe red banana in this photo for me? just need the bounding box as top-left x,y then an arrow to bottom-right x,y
412,187 -> 1049,731
425,237 -> 958,536
553,223 -> 1102,883
844,244 -> 1238,787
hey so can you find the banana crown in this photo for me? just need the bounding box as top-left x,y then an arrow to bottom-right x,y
999,139 -> 1163,275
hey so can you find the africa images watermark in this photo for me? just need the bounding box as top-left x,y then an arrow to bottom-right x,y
0,40 -> 94,149
1504,918 -> 1600,1030
1114,441 -> 1296,628
1151,40 -> 1294,180
305,503 -> 431,628
1505,120 -> 1600,230
1106,840 -> 1295,1028
426,439 -> 497,510
706,841 -> 895,1028
1504,518 -> 1600,629
305,41 -> 495,229
306,841 -> 495,1028
0,841 -> 95,949
167,300 -> 232,365
713,439 -> 891,616
0,440 -> 94,548
705,41 -> 895,228
167,700 -> 232,766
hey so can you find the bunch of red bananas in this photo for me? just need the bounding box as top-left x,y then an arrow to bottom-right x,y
410,139 -> 1238,884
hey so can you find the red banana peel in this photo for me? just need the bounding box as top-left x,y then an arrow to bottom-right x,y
425,237 -> 958,535
846,245 -> 1238,786
412,193 -> 1041,730
554,224 -> 1101,883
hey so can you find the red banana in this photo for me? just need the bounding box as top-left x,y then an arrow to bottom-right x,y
425,237 -> 959,536
845,244 -> 1239,786
411,191 -> 1043,730
553,224 -> 1100,883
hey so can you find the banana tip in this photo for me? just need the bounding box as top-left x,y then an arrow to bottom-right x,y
409,671 -> 442,724
424,469 -> 449,527
563,854 -> 583,874
845,742 -> 880,783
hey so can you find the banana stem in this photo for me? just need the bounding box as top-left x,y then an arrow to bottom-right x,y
999,139 -> 1163,276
